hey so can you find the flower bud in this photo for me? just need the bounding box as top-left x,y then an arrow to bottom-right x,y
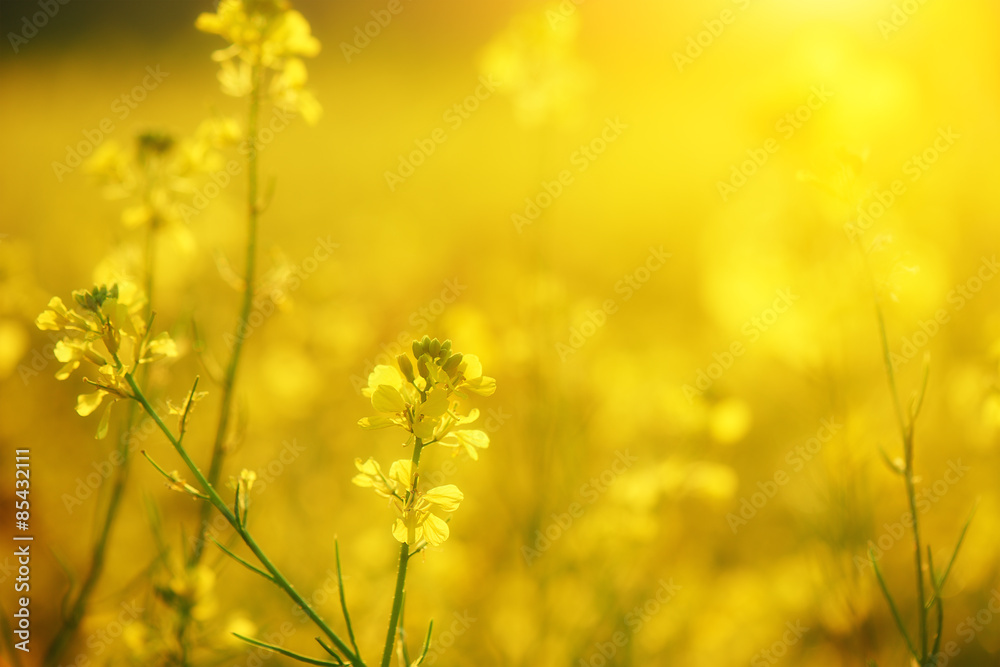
397,354 -> 415,382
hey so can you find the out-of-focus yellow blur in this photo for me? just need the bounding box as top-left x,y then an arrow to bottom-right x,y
2,0 -> 1000,665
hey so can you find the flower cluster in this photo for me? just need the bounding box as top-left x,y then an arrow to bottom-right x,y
355,337 -> 496,546
196,0 -> 322,123
479,5 -> 592,128
35,283 -> 178,438
353,458 -> 463,547
87,121 -> 241,238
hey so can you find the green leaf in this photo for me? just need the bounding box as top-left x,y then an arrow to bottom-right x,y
335,539 -> 360,658
233,633 -> 343,666
210,536 -> 274,583
869,547 -> 919,662
411,620 -> 434,667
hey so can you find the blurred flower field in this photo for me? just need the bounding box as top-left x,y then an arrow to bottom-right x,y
1,0 -> 1000,665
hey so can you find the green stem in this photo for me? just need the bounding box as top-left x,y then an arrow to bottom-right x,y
42,463 -> 128,666
124,373 -> 364,667
867,257 -> 928,664
191,62 -> 263,565
44,229 -> 157,667
380,439 -> 424,667
905,457 -> 928,663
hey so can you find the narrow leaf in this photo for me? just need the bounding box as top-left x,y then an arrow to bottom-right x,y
411,620 -> 434,667
870,547 -> 919,661
335,539 -> 360,658
315,637 -> 346,665
210,536 -> 274,583
233,633 -> 343,666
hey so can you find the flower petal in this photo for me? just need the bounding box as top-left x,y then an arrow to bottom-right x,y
76,390 -> 108,417
388,459 -> 413,491
421,513 -> 450,546
371,384 -> 406,414
364,365 -> 402,396
423,485 -> 463,513
357,415 -> 394,430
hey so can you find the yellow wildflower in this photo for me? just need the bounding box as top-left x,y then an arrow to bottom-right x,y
358,337 -> 496,446
36,283 -> 178,438
196,0 -> 322,123
352,457 -> 464,546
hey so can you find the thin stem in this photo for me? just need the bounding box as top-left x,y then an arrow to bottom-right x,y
44,228 -> 157,667
865,256 -> 928,664
124,373 -> 364,667
191,62 -> 263,565
336,540 -> 361,658
380,439 -> 424,667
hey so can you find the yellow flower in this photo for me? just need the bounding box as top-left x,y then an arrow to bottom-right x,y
358,337 -> 496,445
454,354 -> 497,397
356,338 -> 493,547
352,457 -> 464,546
439,425 -> 491,461
196,0 -> 322,122
36,283 -> 178,438
86,124 -> 239,238
392,484 -> 464,547
479,4 -> 592,128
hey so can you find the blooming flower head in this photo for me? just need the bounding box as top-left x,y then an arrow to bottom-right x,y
36,282 -> 178,438
87,123 -> 240,239
196,0 -> 322,123
358,337 -> 496,447
355,337 -> 495,547
352,457 -> 464,546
